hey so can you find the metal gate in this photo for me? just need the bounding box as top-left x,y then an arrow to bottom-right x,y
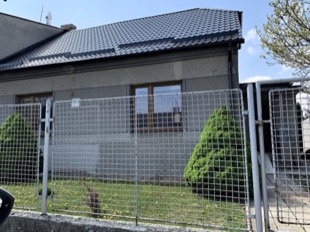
248,78 -> 310,232
269,87 -> 310,226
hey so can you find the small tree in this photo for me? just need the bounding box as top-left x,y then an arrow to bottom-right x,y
184,106 -> 252,201
0,113 -> 40,182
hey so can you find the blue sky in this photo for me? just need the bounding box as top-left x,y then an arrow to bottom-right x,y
0,0 -> 293,82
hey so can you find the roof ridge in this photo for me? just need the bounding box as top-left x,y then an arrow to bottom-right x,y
198,7 -> 241,12
72,8 -> 226,32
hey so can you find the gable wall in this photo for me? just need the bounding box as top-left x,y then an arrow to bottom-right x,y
0,14 -> 63,60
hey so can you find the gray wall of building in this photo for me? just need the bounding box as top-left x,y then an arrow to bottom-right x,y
0,45 -> 243,179
0,13 -> 63,60
51,89 -> 244,181
0,46 -> 238,102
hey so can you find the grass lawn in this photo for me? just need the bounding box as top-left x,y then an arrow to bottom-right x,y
2,180 -> 248,230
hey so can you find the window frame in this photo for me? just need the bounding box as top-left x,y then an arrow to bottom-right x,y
18,92 -> 53,136
131,82 -> 183,132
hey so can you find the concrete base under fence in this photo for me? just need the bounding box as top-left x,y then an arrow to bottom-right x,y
0,211 -> 209,232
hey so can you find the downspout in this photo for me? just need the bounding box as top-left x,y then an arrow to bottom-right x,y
228,44 -> 233,89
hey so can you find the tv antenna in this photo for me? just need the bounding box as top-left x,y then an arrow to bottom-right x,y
40,5 -> 44,23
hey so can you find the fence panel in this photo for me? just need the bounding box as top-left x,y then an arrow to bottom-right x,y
0,103 -> 42,210
52,89 -> 251,231
269,87 -> 310,225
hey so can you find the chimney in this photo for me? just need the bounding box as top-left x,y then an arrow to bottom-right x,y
61,24 -> 77,31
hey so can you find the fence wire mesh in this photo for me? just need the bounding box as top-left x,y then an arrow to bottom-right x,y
52,89 -> 251,230
0,103 -> 41,210
269,88 -> 310,225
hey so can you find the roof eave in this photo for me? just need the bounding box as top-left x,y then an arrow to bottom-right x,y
0,39 -> 244,77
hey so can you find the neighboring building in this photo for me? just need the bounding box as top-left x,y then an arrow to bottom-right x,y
0,8 -> 245,177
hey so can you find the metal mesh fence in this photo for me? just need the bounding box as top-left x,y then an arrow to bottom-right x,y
0,103 -> 41,210
269,88 -> 310,225
52,89 -> 251,230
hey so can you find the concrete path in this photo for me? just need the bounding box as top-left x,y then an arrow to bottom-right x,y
252,174 -> 310,232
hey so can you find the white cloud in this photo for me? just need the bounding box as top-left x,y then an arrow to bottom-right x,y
247,46 -> 257,55
241,75 -> 272,83
245,29 -> 258,43
244,29 -> 261,56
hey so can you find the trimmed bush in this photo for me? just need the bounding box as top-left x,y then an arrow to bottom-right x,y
0,112 -> 40,183
183,106 -> 252,201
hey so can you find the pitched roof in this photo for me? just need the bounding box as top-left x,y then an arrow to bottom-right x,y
0,8 -> 244,71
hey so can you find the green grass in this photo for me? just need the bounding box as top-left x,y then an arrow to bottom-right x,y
2,180 -> 247,230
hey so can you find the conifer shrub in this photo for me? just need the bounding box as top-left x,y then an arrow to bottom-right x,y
0,112 -> 40,182
183,106 -> 252,201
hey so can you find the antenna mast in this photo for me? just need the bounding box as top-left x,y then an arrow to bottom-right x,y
40,5 -> 44,23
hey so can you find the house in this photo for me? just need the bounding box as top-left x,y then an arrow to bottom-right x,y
0,8 -> 244,104
0,8 -> 245,178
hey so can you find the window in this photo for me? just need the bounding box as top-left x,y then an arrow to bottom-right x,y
18,92 -> 53,134
132,83 -> 182,132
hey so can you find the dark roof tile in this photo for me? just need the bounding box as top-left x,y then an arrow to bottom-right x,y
0,8 -> 243,71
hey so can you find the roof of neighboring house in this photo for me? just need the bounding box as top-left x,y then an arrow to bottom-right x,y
0,8 -> 244,71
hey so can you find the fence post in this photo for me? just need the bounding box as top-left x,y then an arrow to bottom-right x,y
41,100 -> 51,215
256,82 -> 270,231
247,84 -> 263,232
134,110 -> 139,226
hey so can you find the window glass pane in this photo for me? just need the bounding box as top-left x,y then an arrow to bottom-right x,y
154,85 -> 181,113
20,97 -> 32,104
154,85 -> 181,94
135,88 -> 148,128
34,95 -> 53,105
135,88 -> 148,113
153,85 -> 181,128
